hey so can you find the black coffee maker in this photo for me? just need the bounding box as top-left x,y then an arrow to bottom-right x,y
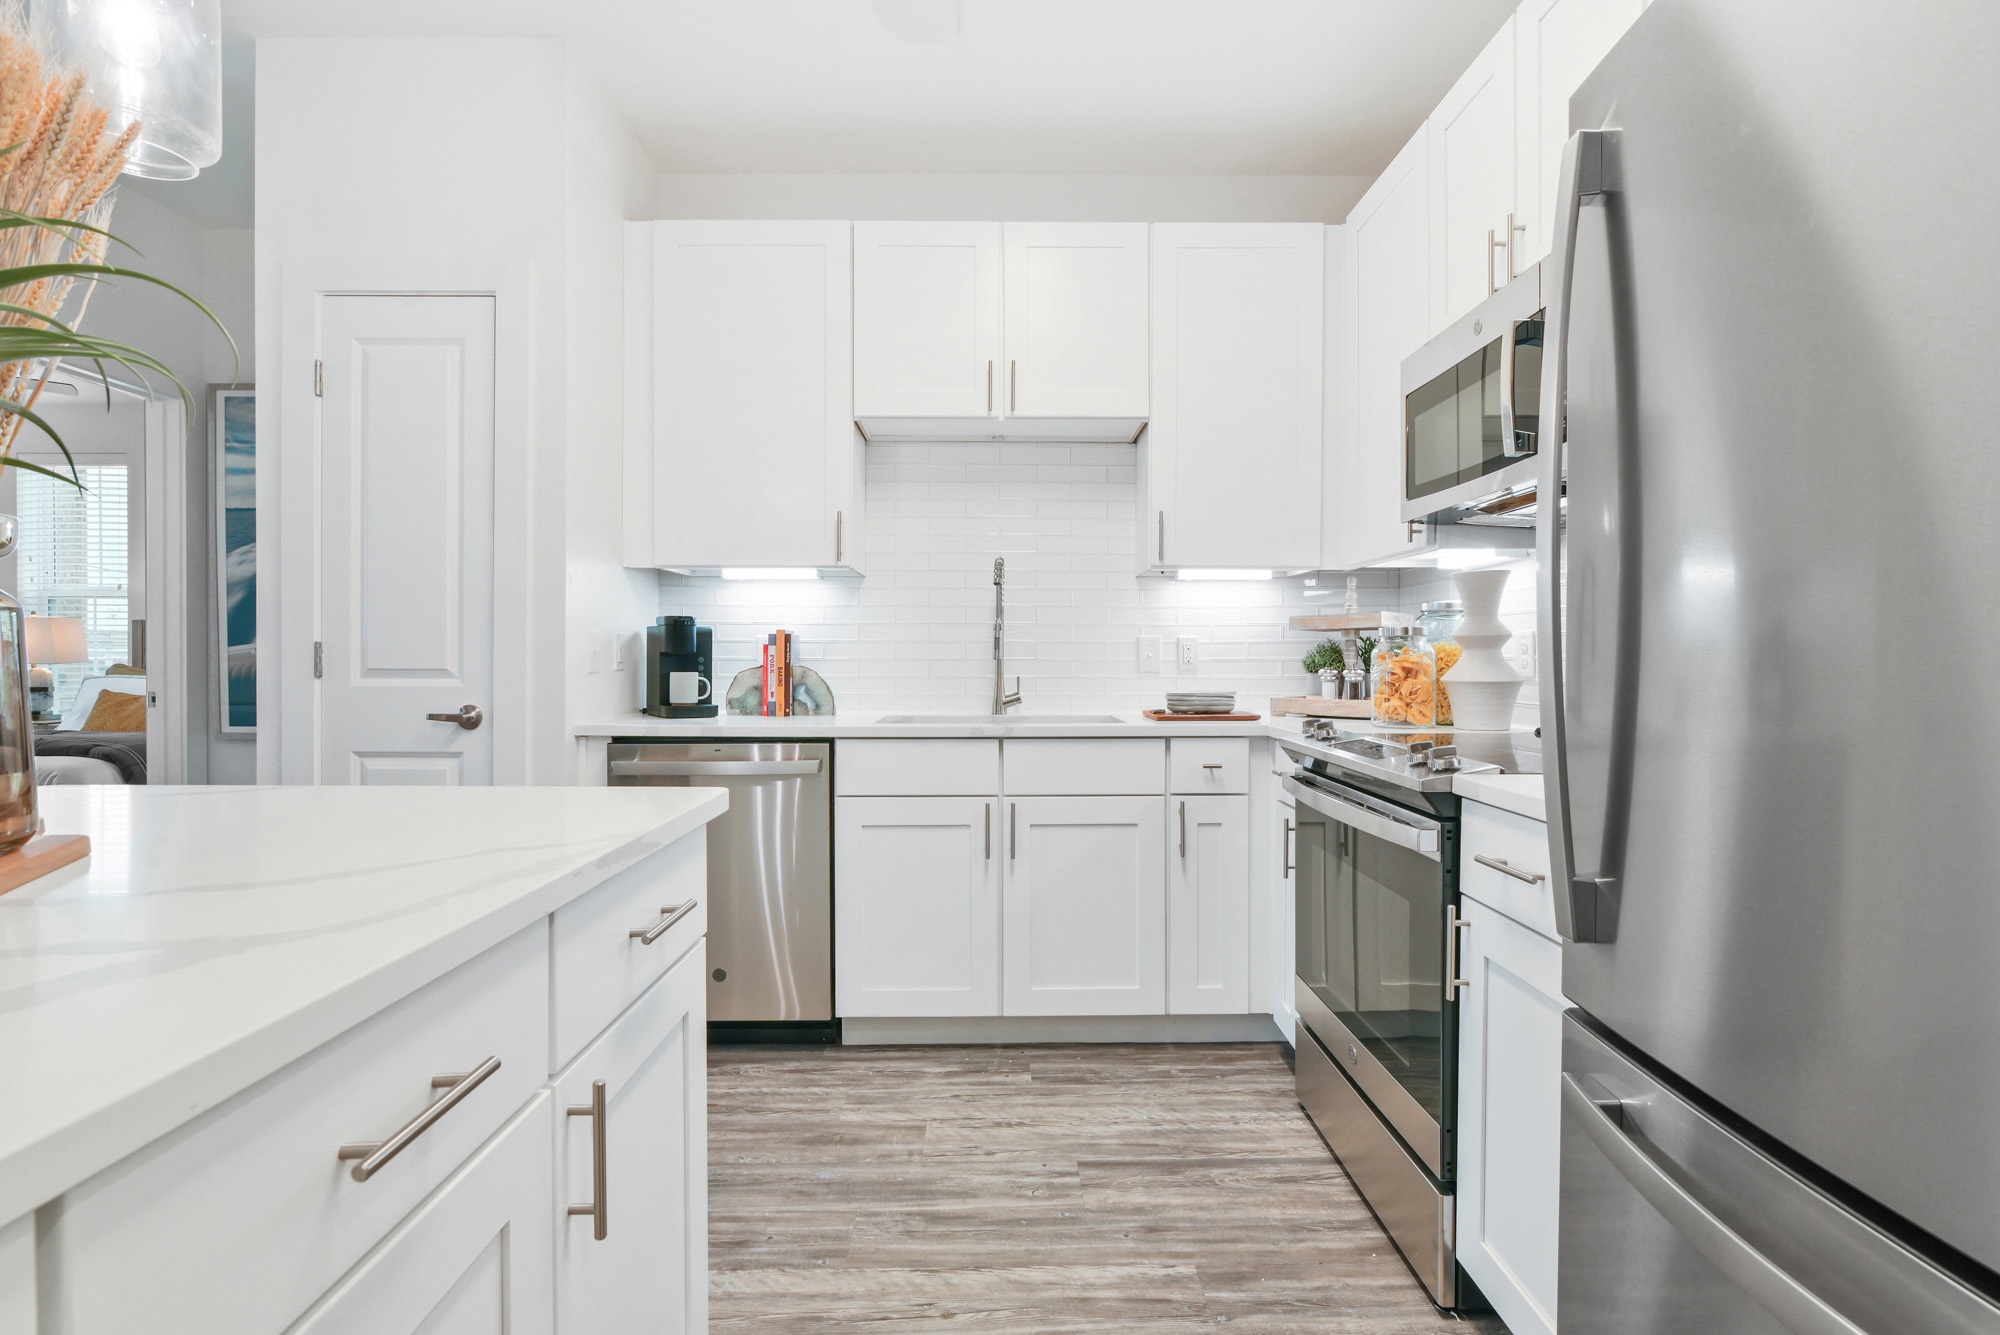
644,616 -> 718,718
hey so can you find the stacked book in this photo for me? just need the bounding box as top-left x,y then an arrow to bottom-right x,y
761,631 -> 795,717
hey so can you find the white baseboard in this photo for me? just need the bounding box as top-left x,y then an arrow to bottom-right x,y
840,1014 -> 1289,1046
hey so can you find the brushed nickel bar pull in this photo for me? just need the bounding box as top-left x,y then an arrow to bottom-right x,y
1283,819 -> 1295,878
984,802 -> 992,861
567,1079 -> 608,1241
1009,359 -> 1017,412
1446,908 -> 1472,997
1202,763 -> 1223,770
1474,853 -> 1547,885
630,900 -> 697,945
1009,802 -> 1017,860
338,1055 -> 501,1183
986,360 -> 993,413
1488,227 -> 1506,295
1158,511 -> 1165,562
836,510 -> 844,563
1179,801 -> 1187,859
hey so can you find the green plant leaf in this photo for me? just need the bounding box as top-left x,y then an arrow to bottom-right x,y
0,397 -> 79,482
0,454 -> 84,487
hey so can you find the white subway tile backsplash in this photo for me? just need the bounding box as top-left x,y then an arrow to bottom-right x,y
657,442 -> 1415,714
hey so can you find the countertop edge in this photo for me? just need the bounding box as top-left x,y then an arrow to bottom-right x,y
0,789 -> 728,1225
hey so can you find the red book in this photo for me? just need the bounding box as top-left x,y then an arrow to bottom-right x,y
762,636 -> 776,716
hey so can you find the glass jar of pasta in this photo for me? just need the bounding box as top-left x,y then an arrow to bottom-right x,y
1371,617 -> 1437,728
1417,601 -> 1464,725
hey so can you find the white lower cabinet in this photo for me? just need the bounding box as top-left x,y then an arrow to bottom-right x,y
289,1095 -> 555,1335
1168,795 -> 1250,1014
1455,893 -> 1563,1335
835,796 -> 1002,1017
1003,796 -> 1167,1016
555,944 -> 708,1335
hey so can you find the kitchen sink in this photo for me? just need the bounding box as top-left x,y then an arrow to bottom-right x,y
873,714 -> 1126,726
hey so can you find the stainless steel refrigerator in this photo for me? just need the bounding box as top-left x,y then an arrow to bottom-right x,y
1538,1 -> 2000,1329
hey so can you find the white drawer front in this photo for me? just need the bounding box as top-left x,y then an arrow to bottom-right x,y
1003,739 -> 1164,795
47,924 -> 549,1335
837,739 -> 1000,796
552,837 -> 707,1067
1461,799 -> 1556,938
1168,737 -> 1250,794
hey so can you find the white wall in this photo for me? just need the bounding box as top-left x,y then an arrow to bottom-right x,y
565,66 -> 662,735
657,173 -> 1375,223
655,441 -> 1404,715
1398,553 -> 1541,730
255,37 -> 573,783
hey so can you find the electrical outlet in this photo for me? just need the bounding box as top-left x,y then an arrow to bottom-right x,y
1137,635 -> 1161,673
1177,636 -> 1199,671
612,632 -> 631,673
1510,630 -> 1537,681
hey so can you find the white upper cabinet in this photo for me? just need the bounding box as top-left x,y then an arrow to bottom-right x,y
624,220 -> 859,571
1145,224 -> 1323,571
853,222 -> 1003,420
1334,128 -> 1435,570
1515,0 -> 1650,261
1430,16 -> 1522,325
1001,222 -> 1150,422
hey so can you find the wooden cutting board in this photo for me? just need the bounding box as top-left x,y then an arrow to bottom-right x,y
1143,710 -> 1263,722
0,833 -> 90,896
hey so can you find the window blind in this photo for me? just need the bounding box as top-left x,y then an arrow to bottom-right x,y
17,465 -> 130,709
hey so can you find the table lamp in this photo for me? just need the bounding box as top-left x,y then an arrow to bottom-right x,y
24,615 -> 87,722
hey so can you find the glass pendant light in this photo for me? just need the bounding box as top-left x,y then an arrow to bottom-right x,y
40,0 -> 222,180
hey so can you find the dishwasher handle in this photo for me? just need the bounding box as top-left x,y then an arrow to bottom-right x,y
610,758 -> 823,778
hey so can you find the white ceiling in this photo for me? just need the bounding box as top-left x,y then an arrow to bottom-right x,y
219,0 -> 1514,178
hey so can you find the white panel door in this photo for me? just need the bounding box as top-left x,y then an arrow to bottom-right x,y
1430,15 -> 1520,324
288,1096 -> 553,1335
1339,129 -> 1434,568
854,222 -> 1003,419
319,295 -> 495,786
649,221 -> 852,569
834,796 -> 1002,1018
1455,895 -> 1563,1335
555,945 -> 707,1335
1516,0 -> 1650,261
1147,224 -> 1323,570
1003,796 -> 1166,1016
1001,223 -> 1149,419
1168,795 -> 1250,1014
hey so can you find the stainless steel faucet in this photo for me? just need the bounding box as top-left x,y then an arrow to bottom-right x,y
992,558 -> 1021,715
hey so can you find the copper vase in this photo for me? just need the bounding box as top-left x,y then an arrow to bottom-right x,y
0,515 -> 38,853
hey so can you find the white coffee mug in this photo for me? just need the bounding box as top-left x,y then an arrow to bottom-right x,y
668,671 -> 711,705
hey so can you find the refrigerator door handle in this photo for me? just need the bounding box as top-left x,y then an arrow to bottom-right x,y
1539,128 -> 1624,944
1563,1073 -> 1867,1335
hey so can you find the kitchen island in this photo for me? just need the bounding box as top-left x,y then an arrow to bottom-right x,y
0,782 -> 726,1335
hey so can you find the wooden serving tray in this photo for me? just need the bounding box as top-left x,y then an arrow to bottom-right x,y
0,832 -> 90,896
1271,696 -> 1372,719
1143,710 -> 1262,722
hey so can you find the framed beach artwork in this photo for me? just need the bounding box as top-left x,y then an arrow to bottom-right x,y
213,386 -> 255,733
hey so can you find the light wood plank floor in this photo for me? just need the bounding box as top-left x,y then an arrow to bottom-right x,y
709,1042 -> 1509,1333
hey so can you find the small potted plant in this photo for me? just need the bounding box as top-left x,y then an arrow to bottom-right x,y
1303,639 -> 1344,698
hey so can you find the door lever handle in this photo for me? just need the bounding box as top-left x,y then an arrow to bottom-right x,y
427,705 -> 483,730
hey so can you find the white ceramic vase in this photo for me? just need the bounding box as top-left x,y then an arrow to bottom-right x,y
1444,569 -> 1522,730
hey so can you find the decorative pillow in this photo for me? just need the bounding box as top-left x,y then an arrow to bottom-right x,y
59,675 -> 144,731
81,689 -> 145,732
105,663 -> 144,676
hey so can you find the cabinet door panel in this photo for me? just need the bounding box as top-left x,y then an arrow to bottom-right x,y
555,945 -> 707,1335
1003,796 -> 1166,1016
835,797 -> 1002,1017
288,1096 -> 554,1335
647,221 -> 852,567
1148,225 -> 1322,570
1431,16 -> 1520,324
1516,0 -> 1650,261
1168,795 -> 1250,1014
1455,897 -> 1562,1335
1002,223 -> 1149,418
855,222 -> 1002,418
1339,130 -> 1433,569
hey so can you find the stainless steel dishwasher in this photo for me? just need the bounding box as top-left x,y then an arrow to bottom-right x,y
607,741 -> 833,1041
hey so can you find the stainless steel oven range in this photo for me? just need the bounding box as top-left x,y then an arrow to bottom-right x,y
1284,721 -> 1539,1311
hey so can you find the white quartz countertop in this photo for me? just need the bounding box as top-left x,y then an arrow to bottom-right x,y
575,709 -> 1316,741
1454,772 -> 1548,821
0,784 -> 728,1224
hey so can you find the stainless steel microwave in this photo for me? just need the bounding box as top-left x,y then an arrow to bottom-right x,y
1400,265 -> 1544,523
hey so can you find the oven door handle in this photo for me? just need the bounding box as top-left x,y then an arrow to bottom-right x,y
1284,776 -> 1440,860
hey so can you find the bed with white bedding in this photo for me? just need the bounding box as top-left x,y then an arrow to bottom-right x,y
34,674 -> 148,784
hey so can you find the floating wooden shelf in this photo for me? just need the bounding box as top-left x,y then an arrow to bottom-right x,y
1271,696 -> 1372,719
1289,612 -> 1389,632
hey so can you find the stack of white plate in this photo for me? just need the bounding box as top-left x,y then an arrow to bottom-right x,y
1165,692 -> 1237,715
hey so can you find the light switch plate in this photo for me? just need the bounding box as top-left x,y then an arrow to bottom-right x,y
586,629 -> 608,675
1177,636 -> 1198,671
1137,635 -> 1161,673
612,632 -> 631,673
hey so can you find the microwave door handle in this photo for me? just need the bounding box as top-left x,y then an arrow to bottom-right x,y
1540,128 -> 1632,945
